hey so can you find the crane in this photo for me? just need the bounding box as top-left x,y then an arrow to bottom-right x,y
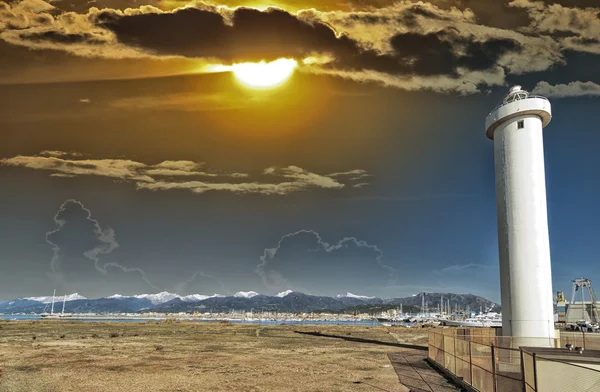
565,278 -> 599,332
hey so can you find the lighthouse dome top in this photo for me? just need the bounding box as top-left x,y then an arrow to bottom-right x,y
485,86 -> 552,139
503,85 -> 529,104
509,85 -> 522,94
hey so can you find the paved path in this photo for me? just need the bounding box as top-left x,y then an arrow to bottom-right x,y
388,350 -> 461,392
294,330 -> 462,391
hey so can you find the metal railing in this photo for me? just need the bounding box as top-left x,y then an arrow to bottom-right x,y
522,349 -> 600,392
429,330 -> 526,391
488,95 -> 550,116
428,330 -> 600,392
560,331 -> 600,350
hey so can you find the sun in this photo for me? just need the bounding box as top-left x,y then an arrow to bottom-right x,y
232,58 -> 297,88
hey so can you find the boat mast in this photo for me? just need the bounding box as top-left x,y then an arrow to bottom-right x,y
50,289 -> 56,315
61,295 -> 66,315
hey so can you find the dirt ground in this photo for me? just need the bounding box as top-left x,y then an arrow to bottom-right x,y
0,320 -> 432,392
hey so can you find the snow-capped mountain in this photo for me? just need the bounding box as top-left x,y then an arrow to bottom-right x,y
0,291 -> 499,315
105,292 -> 224,304
276,290 -> 294,298
180,294 -> 223,302
24,293 -> 87,304
105,292 -> 181,305
131,292 -> 180,305
337,292 -> 375,300
234,291 -> 260,298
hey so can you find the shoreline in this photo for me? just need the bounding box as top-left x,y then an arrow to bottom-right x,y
1,314 -> 413,326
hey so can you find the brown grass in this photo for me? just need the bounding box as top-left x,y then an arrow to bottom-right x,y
0,320 -> 429,392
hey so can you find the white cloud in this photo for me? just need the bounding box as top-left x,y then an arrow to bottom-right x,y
0,155 -> 155,182
301,2 -> 476,53
509,0 -> 600,55
264,166 -> 344,190
46,199 -> 157,290
1,152 -> 368,195
144,160 -> 248,178
532,81 -> 600,98
144,168 -> 213,177
328,169 -> 371,181
509,0 -> 600,39
256,229 -> 396,293
109,92 -> 250,111
136,178 -> 331,195
154,160 -> 200,171
306,65 -> 508,95
329,169 -> 368,177
40,150 -> 86,158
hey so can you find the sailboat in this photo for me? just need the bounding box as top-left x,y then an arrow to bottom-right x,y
59,294 -> 72,318
41,289 -> 59,318
40,290 -> 71,318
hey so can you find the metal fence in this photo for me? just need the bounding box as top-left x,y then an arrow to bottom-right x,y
428,329 -> 600,392
428,330 -> 524,392
522,349 -> 600,392
560,331 -> 600,350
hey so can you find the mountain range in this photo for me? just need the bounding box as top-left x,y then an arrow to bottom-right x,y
0,291 -> 499,314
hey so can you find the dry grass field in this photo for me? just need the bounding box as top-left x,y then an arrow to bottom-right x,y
0,320 -> 431,392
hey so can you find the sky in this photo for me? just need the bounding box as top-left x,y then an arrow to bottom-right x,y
0,0 -> 599,302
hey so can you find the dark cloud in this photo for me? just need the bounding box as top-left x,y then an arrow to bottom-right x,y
1,0 -> 584,92
459,39 -> 521,71
94,7 -> 519,78
389,30 -> 520,76
342,4 -> 450,28
95,7 -> 335,62
19,31 -> 106,45
345,13 -> 389,25
389,31 -> 456,75
94,6 -> 402,73
571,37 -> 599,46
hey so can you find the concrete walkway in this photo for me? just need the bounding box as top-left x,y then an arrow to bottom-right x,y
293,330 -> 462,391
388,350 -> 461,392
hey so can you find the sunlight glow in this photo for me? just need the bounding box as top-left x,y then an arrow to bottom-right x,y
232,58 -> 297,88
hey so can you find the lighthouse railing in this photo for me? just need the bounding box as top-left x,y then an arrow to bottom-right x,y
488,95 -> 549,117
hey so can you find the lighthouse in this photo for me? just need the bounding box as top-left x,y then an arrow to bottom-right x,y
485,86 -> 555,341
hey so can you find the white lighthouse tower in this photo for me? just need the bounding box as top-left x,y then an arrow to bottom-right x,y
485,86 -> 555,342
